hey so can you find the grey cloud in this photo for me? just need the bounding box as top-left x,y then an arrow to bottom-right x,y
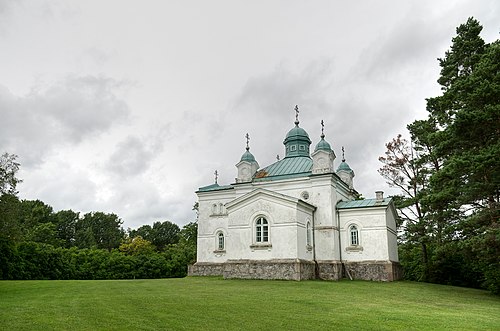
226,57 -> 416,199
231,60 -> 337,165
19,161 -> 99,214
235,59 -> 334,119
107,135 -> 156,178
0,0 -> 18,15
352,15 -> 450,80
103,176 -> 196,228
0,75 -> 130,167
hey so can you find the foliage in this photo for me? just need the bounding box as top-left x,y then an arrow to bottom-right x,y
0,196 -> 197,280
0,193 -> 22,242
54,209 -> 79,248
0,153 -> 22,195
129,220 -> 180,251
0,278 -> 499,330
119,236 -> 156,256
75,212 -> 124,251
381,17 -> 500,293
0,148 -> 195,281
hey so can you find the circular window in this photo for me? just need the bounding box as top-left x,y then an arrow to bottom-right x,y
301,191 -> 310,200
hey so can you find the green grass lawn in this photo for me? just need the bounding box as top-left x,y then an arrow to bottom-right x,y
0,277 -> 499,330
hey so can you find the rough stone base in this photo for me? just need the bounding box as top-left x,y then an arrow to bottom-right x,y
188,262 -> 224,276
189,260 -> 402,282
223,259 -> 316,281
343,261 -> 402,281
317,261 -> 343,280
188,260 -> 316,280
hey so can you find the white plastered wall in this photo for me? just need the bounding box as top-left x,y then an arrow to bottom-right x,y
338,206 -> 397,262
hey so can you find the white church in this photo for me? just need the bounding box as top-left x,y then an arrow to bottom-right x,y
189,107 -> 401,281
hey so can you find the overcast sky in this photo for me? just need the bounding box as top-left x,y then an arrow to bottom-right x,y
1,0 -> 499,230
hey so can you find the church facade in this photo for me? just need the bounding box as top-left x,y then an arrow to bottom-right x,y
189,109 -> 401,281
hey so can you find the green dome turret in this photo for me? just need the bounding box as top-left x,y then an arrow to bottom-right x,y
337,147 -> 354,174
240,150 -> 256,162
337,160 -> 353,173
240,132 -> 257,162
314,121 -> 332,152
314,138 -> 331,151
283,105 -> 311,158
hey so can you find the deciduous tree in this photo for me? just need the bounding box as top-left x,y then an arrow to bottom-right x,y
0,153 -> 22,195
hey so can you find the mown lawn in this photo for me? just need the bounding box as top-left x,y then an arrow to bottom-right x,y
0,277 -> 499,330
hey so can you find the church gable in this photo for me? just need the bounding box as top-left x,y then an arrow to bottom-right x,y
225,188 -> 315,219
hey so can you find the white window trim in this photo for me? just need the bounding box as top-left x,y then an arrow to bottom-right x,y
345,223 -> 363,252
250,216 -> 272,250
213,231 -> 226,253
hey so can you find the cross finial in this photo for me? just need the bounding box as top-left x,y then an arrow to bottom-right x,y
342,146 -> 345,162
214,170 -> 218,184
294,105 -> 300,125
245,133 -> 250,151
320,120 -> 325,139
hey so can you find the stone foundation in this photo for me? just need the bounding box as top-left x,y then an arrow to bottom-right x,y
223,259 -> 316,280
317,261 -> 343,280
189,260 -> 402,281
188,262 -> 224,276
189,259 -> 316,280
343,261 -> 402,281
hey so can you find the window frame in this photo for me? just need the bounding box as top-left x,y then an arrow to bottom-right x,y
217,231 -> 225,251
255,217 -> 269,243
349,225 -> 359,246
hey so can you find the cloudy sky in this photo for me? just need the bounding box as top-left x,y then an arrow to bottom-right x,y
1,1 -> 499,229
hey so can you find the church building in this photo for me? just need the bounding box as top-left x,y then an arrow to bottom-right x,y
189,107 -> 401,281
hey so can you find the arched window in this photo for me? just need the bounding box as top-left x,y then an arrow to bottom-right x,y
219,203 -> 224,215
217,232 -> 225,250
212,204 -> 218,215
306,221 -> 312,246
255,217 -> 269,243
350,225 -> 359,246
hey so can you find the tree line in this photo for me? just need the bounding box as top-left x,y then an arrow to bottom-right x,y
0,163 -> 197,280
379,18 -> 499,294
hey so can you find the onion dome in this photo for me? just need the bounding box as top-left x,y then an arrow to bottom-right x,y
337,147 -> 354,174
240,133 -> 257,162
314,120 -> 332,152
337,160 -> 353,173
283,105 -> 311,158
240,149 -> 256,162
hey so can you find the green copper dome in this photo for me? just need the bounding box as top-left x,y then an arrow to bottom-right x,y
314,137 -> 332,152
283,123 -> 312,158
337,160 -> 353,173
284,125 -> 310,141
240,150 -> 256,162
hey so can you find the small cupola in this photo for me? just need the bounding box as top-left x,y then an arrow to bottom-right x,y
283,105 -> 312,158
236,133 -> 259,183
312,120 -> 336,174
314,119 -> 333,152
336,146 -> 355,189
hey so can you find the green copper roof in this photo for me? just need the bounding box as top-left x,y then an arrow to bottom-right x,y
197,183 -> 234,192
253,156 -> 312,181
337,161 -> 353,173
240,150 -> 256,162
337,198 -> 391,209
314,137 -> 332,152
